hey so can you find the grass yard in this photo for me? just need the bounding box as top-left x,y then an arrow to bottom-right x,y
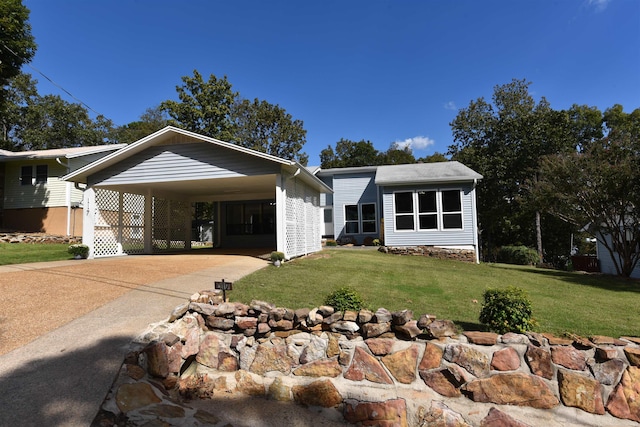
233,248 -> 640,338
0,242 -> 73,266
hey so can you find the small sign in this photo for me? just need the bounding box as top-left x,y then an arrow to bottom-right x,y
215,280 -> 233,290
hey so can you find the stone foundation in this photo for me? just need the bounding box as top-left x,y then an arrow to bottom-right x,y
94,292 -> 640,426
0,232 -> 81,244
379,245 -> 477,263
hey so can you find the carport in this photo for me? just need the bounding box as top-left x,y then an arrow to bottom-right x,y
62,127 -> 332,259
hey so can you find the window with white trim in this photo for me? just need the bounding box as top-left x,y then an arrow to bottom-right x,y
20,164 -> 48,186
394,189 -> 463,231
344,203 -> 377,234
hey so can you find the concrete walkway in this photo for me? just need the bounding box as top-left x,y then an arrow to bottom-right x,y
0,255 -> 268,427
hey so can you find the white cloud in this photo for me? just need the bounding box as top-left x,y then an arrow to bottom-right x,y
587,0 -> 611,12
444,101 -> 457,111
394,136 -> 435,151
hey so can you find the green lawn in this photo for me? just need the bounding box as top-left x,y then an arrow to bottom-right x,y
232,249 -> 640,338
0,242 -> 73,266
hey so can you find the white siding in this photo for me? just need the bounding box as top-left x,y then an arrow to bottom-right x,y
597,234 -> 640,279
381,183 -> 477,248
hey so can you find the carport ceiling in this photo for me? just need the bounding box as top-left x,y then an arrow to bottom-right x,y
97,174 -> 277,200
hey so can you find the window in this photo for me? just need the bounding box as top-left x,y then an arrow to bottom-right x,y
226,201 -> 275,235
345,203 -> 377,234
20,166 -> 33,186
441,190 -> 463,229
418,191 -> 437,230
345,205 -> 359,234
36,165 -> 48,184
393,189 -> 463,231
394,192 -> 414,230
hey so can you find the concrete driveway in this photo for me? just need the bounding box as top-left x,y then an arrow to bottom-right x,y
0,252 -> 268,427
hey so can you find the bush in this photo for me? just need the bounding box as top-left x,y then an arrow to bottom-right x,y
270,251 -> 285,262
479,286 -> 534,334
497,245 -> 540,266
324,287 -> 364,312
68,244 -> 89,259
325,239 -> 337,247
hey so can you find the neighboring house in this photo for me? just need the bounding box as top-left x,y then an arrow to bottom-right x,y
0,144 -> 125,236
62,126 -> 332,259
596,231 -> 640,279
316,162 -> 483,262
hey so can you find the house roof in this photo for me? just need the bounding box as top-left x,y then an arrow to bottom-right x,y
0,144 -> 126,161
375,161 -> 482,186
316,165 -> 379,176
62,126 -> 332,193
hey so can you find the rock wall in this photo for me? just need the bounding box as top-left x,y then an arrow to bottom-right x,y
379,245 -> 477,263
0,232 -> 80,244
94,291 -> 640,426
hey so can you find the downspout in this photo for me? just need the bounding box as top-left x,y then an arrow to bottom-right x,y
56,157 -> 72,236
472,178 -> 480,264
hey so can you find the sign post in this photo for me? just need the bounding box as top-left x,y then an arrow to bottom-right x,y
214,279 -> 233,302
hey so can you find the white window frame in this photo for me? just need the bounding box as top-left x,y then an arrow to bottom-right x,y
392,189 -> 464,232
344,203 -> 377,235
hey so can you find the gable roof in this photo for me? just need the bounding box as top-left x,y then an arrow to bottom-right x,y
375,161 -> 482,186
61,126 -> 332,193
0,144 -> 126,161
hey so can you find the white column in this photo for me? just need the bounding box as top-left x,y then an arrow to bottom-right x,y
275,173 -> 286,257
82,188 -> 96,258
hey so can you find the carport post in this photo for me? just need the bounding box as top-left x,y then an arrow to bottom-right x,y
275,174 -> 286,257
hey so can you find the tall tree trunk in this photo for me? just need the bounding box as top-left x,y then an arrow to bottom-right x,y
536,210 -> 543,264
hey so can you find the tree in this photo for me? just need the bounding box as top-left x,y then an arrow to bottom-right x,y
4,73 -> 114,150
417,152 -> 448,163
379,143 -> 415,165
0,0 -> 36,84
448,79 -> 587,263
320,138 -> 380,168
231,98 -> 308,165
534,105 -> 640,277
0,0 -> 36,142
160,70 -> 237,141
114,106 -> 169,144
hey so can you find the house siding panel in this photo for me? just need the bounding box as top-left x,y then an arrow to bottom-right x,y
597,234 -> 640,279
333,172 -> 378,243
4,160 -> 69,209
381,183 -> 477,248
88,142 -> 280,186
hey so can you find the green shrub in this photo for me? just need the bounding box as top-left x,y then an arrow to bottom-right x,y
68,244 -> 89,259
479,286 -> 534,334
325,239 -> 337,246
497,245 -> 540,266
324,286 -> 364,312
270,251 -> 285,262
372,238 -> 382,246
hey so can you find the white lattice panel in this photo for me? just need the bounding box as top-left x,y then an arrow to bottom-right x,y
94,189 -> 146,257
284,177 -> 321,258
121,193 -> 145,254
94,189 -> 120,257
152,198 -> 190,251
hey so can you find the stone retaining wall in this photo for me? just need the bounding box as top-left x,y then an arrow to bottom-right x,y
94,292 -> 640,426
0,232 -> 81,244
379,245 -> 477,263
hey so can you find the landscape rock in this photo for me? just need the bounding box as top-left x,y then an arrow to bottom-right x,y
394,320 -> 423,340
344,346 -> 393,384
374,307 -> 392,323
462,372 -> 559,409
427,319 -> 457,338
623,347 -> 640,366
557,369 -> 605,414
249,344 -> 294,375
420,401 -> 470,427
361,321 -> 391,338
292,379 -> 342,407
344,398 -> 408,426
463,331 -> 499,346
606,366 -> 640,422
525,345 -> 553,379
381,345 -> 419,384
115,383 -> 161,413
419,342 -> 443,370
444,344 -> 490,377
590,358 -> 626,385
480,407 -> 531,427
293,358 -> 342,377
491,347 -> 521,371
551,345 -> 587,371
420,369 -> 462,397
365,338 -> 395,356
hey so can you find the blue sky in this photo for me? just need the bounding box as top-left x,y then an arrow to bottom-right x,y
23,0 -> 640,165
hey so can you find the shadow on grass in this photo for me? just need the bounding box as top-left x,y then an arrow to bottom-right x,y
453,320 -> 488,332
487,264 -> 640,293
